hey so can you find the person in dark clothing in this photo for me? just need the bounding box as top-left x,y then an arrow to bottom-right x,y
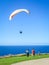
26,49 -> 29,57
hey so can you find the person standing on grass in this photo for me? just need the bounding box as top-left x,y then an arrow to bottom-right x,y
26,49 -> 29,57
32,49 -> 35,56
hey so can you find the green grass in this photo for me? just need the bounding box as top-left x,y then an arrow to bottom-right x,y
0,54 -> 49,65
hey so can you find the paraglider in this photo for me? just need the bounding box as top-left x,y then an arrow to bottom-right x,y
9,9 -> 29,20
9,9 -> 30,34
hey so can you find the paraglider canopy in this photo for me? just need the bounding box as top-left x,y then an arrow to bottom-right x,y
9,9 -> 30,20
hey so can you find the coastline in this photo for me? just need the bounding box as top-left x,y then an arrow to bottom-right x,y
0,53 -> 49,58
0,53 -> 26,58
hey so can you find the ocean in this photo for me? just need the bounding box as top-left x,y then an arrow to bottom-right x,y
0,45 -> 49,56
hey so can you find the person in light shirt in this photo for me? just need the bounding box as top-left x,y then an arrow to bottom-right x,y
26,49 -> 29,57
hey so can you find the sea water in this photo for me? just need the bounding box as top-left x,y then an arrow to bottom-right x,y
0,45 -> 49,56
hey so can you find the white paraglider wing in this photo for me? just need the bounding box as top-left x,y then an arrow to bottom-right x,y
9,9 -> 30,20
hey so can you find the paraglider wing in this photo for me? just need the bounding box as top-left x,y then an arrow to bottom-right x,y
9,9 -> 30,20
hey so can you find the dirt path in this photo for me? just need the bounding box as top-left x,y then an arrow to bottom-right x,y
11,58 -> 49,65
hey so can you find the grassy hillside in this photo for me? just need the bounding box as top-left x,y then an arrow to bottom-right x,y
0,54 -> 49,65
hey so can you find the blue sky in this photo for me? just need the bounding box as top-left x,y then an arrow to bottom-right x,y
0,0 -> 49,45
